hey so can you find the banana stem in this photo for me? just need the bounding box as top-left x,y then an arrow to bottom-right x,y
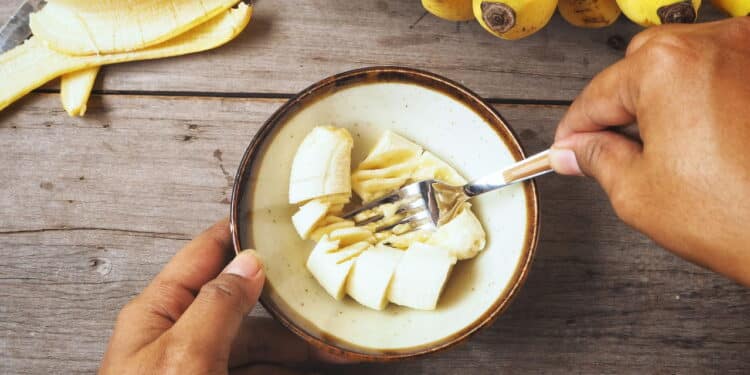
657,1 -> 697,24
480,2 -> 516,34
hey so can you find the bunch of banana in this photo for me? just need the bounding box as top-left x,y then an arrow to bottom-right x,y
288,127 -> 487,311
420,0 -> 730,40
0,0 -> 254,116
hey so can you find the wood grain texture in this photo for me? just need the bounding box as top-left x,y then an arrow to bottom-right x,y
0,1 -> 724,102
1,94 -> 748,374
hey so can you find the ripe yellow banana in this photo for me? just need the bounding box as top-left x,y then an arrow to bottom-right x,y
0,3 -> 253,112
422,0 -> 475,21
711,0 -> 750,16
558,0 -> 621,28
60,67 -> 99,117
473,0 -> 558,40
616,0 -> 701,26
30,0 -> 242,55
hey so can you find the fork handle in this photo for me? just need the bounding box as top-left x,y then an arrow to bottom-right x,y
464,149 -> 552,197
503,149 -> 552,184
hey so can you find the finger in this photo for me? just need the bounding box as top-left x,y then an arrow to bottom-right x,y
554,59 -> 638,143
168,250 -> 265,366
229,317 -> 357,368
108,219 -> 234,352
551,131 -> 642,196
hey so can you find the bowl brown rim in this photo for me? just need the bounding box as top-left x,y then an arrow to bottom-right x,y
230,66 -> 540,362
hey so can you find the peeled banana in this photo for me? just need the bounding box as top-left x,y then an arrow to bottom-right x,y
712,0 -> 750,16
292,127 -> 487,310
473,0 -> 558,40
60,67 -> 100,117
288,126 -> 353,204
388,242 -> 457,310
346,246 -> 404,310
427,205 -> 486,260
558,0 -> 621,28
292,200 -> 330,239
616,0 -> 701,26
30,0 -> 242,55
422,0 -> 476,21
0,3 -> 253,112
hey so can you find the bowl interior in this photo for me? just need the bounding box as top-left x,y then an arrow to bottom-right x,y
234,69 -> 537,358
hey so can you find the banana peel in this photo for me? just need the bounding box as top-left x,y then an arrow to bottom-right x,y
558,0 -> 621,28
30,0 -> 242,56
60,67 -> 99,116
422,0 -> 475,21
616,0 -> 701,26
711,0 -> 750,16
473,0 -> 558,40
0,3 -> 253,112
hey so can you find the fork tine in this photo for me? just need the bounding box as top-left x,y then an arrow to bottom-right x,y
352,193 -> 426,226
375,209 -> 432,233
341,191 -> 400,220
341,181 -> 424,220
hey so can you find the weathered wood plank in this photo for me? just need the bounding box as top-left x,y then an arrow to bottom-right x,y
1,94 -> 748,374
0,1 -> 724,102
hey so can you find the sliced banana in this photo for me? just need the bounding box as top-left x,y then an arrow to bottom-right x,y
309,217 -> 355,242
428,204 -> 486,259
352,130 -> 423,202
388,243 -> 457,310
291,127 -> 488,310
306,237 -> 369,300
411,151 -> 467,185
292,200 -> 330,240
289,126 -> 353,204
347,246 -> 404,310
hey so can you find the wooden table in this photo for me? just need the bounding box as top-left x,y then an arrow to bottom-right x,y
1,1 -> 748,374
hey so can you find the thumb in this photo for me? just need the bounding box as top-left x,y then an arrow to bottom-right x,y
168,250 -> 265,365
550,131 -> 642,195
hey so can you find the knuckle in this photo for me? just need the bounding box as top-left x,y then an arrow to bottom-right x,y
722,17 -> 750,45
582,136 -> 607,173
608,180 -> 641,225
115,298 -> 140,322
198,276 -> 248,312
160,335 -> 213,374
627,28 -> 657,55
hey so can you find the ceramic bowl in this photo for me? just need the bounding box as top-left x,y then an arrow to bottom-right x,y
230,66 -> 539,361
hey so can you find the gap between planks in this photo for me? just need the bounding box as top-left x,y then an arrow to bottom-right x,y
32,88 -> 573,107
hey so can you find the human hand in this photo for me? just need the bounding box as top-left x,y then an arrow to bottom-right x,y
99,219 -> 335,374
549,18 -> 750,286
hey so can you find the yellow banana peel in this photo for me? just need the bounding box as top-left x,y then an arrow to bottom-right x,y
422,0 -> 475,21
711,0 -> 750,16
30,0 -> 242,56
616,0 -> 701,26
60,67 -> 99,116
0,3 -> 252,112
558,0 -> 621,28
473,0 -> 558,40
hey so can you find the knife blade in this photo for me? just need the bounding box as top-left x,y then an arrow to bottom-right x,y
0,0 -> 46,54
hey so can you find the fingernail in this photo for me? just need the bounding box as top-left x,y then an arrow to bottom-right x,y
223,249 -> 263,279
549,148 -> 584,176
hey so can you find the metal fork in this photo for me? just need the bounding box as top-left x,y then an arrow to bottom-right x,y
342,149 -> 553,235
